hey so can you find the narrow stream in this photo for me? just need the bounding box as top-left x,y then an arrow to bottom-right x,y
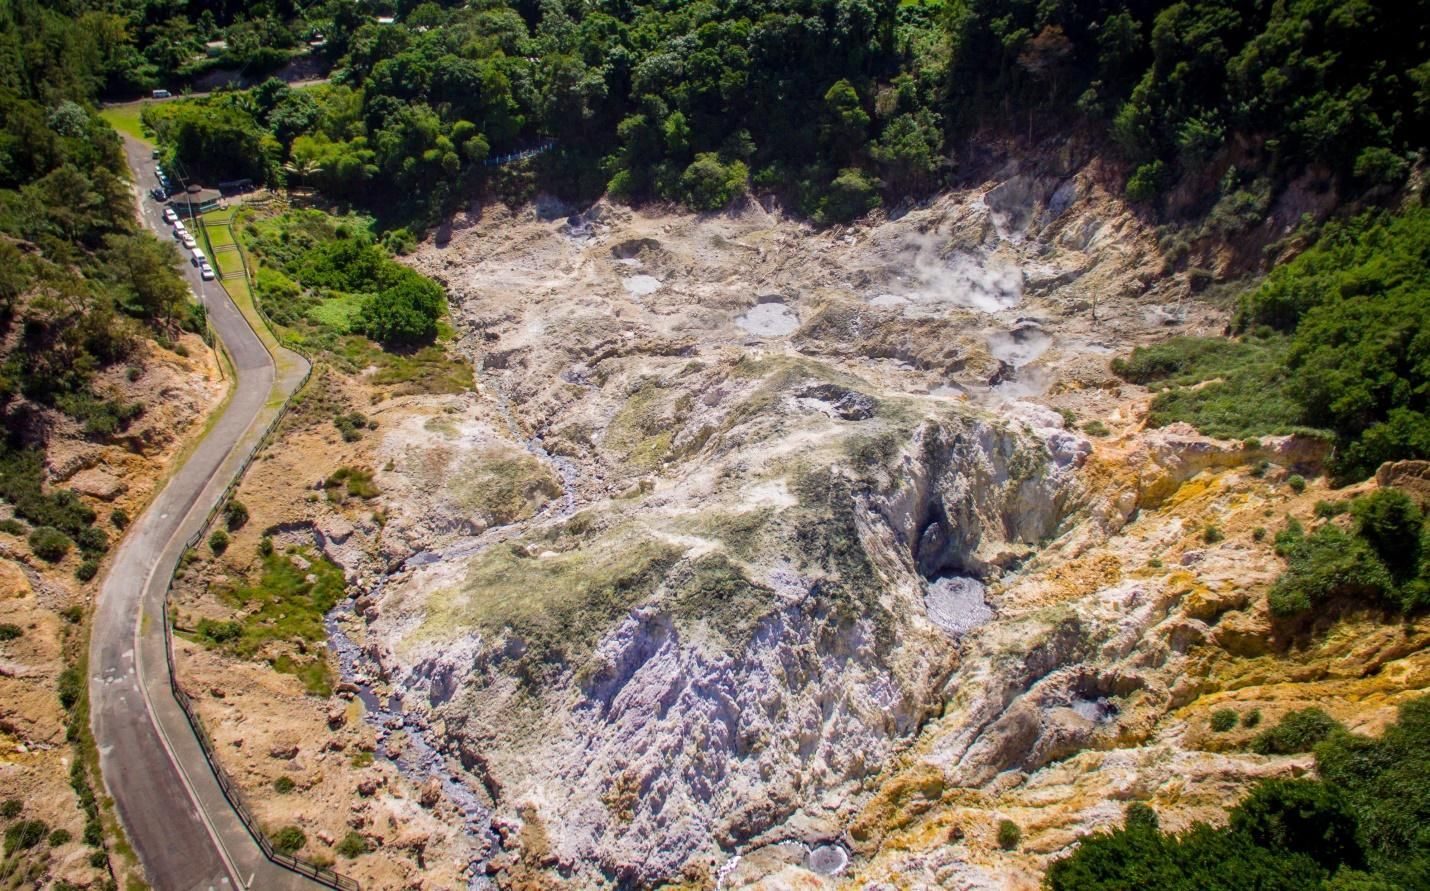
325,601 -> 497,889
321,349 -> 587,886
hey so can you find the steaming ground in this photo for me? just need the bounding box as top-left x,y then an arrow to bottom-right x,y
416,164 -> 1220,428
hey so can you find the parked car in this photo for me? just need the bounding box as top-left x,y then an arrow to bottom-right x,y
191,247 -> 206,266
200,264 -> 215,281
182,236 -> 197,250
162,208 -> 177,224
152,89 -> 171,99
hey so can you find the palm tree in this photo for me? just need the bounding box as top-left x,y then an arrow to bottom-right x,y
282,156 -> 319,190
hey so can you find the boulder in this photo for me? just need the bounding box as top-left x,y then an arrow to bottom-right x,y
419,777 -> 442,808
69,468 -> 127,501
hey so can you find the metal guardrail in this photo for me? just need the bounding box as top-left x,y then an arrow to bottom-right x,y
483,139 -> 556,166
166,216 -> 353,889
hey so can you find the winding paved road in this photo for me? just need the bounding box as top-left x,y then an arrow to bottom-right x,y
89,135 -> 317,890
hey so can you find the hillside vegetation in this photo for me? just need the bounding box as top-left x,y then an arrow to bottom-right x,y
1115,208 -> 1429,481
1049,696 -> 1430,890
1,0 -> 204,562
123,0 -> 1425,224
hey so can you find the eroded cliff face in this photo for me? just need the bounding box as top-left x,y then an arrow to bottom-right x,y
366,391 -> 1086,885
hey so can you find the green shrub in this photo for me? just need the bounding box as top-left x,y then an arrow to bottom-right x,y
1287,474 -> 1306,493
57,667 -> 82,711
271,825 -> 306,854
997,819 -> 1021,850
209,528 -> 229,554
1125,160 -> 1168,202
89,850 -> 107,868
357,275 -> 443,345
1203,524 -> 1224,544
47,828 -> 71,846
258,535 -> 274,556
110,508 -> 129,529
1211,709 -> 1238,732
1243,709 -> 1262,728
1268,522 -> 1396,616
75,525 -> 108,553
76,559 -> 99,582
0,799 -> 20,819
336,830 -> 368,858
0,623 -> 21,641
273,776 -> 296,794
224,499 -> 249,531
1252,527 -> 1267,542
197,618 -> 242,644
1351,489 -> 1422,580
0,448 -> 96,540
334,411 -> 368,442
1083,420 -> 1109,437
1251,708 -> 1341,755
29,526 -> 72,562
678,153 -> 747,211
59,605 -> 82,624
817,167 -> 882,224
0,518 -> 23,535
4,819 -> 47,854
1315,500 -> 1350,519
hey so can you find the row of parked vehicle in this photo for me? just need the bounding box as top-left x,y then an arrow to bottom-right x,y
162,207 -> 214,280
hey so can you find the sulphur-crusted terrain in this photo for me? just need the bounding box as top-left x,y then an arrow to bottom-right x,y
163,153 -> 1425,890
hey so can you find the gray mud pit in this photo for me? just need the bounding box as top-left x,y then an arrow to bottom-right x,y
736,301 -> 799,336
622,274 -> 663,296
925,575 -> 993,635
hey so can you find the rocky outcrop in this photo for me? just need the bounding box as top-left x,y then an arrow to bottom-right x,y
361,399 -> 1086,887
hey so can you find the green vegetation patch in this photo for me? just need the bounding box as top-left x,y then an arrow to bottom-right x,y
664,554 -> 773,648
202,548 -> 345,695
603,380 -> 682,470
423,536 -> 682,681
1049,695 -> 1430,889
451,449 -> 562,526
1268,488 -> 1430,618
1250,708 -> 1341,756
1115,210 -> 1429,480
1113,335 -> 1305,440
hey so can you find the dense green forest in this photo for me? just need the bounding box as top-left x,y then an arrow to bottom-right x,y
1047,695 -> 1430,890
115,0 -> 1428,223
1115,208 -> 1429,481
0,0 -> 203,567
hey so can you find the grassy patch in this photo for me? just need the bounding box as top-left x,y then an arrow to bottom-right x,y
204,548 -> 344,694
603,380 -> 680,470
98,105 -> 149,143
664,553 -> 772,647
450,449 -> 561,526
305,291 -> 366,332
1113,335 -> 1308,440
325,466 -> 378,500
422,536 -> 681,681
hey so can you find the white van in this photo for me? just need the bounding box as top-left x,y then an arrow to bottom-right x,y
152,89 -> 171,99
191,247 -> 206,266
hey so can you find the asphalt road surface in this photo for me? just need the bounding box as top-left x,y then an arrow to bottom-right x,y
89,136 -> 316,891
